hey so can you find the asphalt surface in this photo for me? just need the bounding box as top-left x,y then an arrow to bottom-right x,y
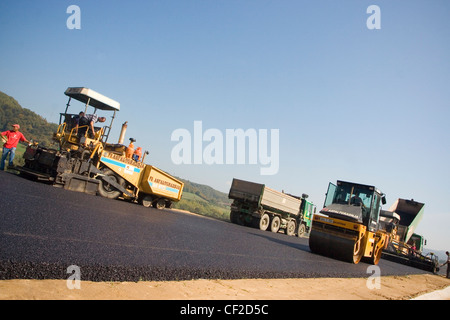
0,170 -> 430,282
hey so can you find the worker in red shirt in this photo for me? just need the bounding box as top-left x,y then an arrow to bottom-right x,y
1,124 -> 30,170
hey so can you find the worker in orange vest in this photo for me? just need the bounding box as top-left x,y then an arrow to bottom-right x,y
133,147 -> 142,162
125,138 -> 135,159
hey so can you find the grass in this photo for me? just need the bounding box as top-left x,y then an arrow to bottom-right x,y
181,192 -> 208,202
0,143 -> 26,169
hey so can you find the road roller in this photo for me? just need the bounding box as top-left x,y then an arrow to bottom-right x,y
309,180 -> 389,265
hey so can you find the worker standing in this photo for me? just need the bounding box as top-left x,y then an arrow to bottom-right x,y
442,251 -> 450,279
85,114 -> 106,138
0,124 -> 30,170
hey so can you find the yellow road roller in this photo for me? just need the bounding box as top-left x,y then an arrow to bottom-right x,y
309,180 -> 390,265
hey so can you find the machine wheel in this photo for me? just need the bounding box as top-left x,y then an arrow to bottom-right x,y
97,168 -> 125,199
231,211 -> 246,226
165,200 -> 173,209
259,213 -> 270,231
154,198 -> 166,210
270,216 -> 281,233
230,211 -> 239,224
297,223 -> 306,237
250,217 -> 260,229
140,195 -> 153,208
286,220 -> 297,236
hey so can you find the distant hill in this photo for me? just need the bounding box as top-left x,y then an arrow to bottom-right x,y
174,177 -> 231,220
0,90 -> 58,147
173,177 -> 232,221
177,177 -> 231,207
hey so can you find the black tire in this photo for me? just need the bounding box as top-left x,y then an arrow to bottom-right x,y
97,168 -> 125,199
286,220 -> 297,236
259,213 -> 270,231
154,198 -> 166,210
297,223 -> 306,237
270,216 -> 281,233
230,211 -> 239,224
251,217 -> 261,229
139,194 -> 153,208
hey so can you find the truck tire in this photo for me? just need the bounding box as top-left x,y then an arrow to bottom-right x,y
139,195 -> 153,208
259,213 -> 270,231
97,168 -> 125,199
154,198 -> 166,210
297,223 -> 306,237
230,211 -> 239,224
165,200 -> 173,209
286,220 -> 297,236
270,216 -> 281,233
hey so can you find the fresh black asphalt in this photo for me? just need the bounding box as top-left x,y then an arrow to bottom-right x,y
0,170 -> 429,282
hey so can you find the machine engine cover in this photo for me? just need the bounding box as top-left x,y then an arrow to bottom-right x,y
320,203 -> 363,223
36,148 -> 58,167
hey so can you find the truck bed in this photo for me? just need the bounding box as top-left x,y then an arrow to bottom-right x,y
388,199 -> 425,243
139,166 -> 184,202
229,178 -> 301,216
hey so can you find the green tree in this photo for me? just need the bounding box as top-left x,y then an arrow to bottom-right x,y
0,91 -> 58,147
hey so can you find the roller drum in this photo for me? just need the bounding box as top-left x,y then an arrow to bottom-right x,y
309,229 -> 364,264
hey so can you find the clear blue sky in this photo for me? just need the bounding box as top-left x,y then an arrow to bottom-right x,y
1,1 -> 449,250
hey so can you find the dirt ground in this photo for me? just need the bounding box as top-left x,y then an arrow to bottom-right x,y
1,274 -> 449,300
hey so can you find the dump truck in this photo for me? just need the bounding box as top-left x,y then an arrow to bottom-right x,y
380,199 -> 440,273
17,87 -> 183,209
309,180 -> 389,264
228,178 -> 316,237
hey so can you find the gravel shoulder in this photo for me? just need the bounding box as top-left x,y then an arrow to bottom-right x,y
1,274 -> 449,300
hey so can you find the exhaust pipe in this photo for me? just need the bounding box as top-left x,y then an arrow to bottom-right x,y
118,121 -> 128,144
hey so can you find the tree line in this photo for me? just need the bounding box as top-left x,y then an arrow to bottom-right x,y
0,91 -> 58,146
